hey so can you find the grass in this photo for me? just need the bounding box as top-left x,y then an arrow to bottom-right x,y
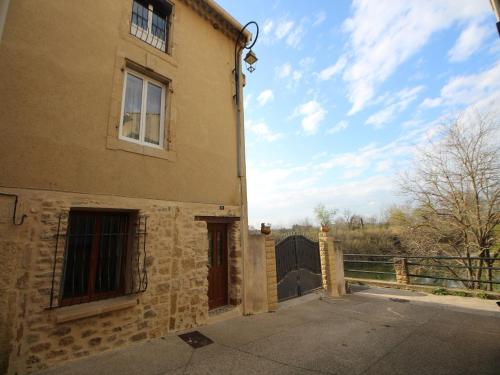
431,287 -> 494,299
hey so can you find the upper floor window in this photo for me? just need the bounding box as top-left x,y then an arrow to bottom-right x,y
120,69 -> 166,148
130,0 -> 172,53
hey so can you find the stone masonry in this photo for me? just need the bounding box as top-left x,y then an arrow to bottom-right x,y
0,188 -> 242,374
319,231 -> 346,297
394,258 -> 410,285
264,235 -> 277,312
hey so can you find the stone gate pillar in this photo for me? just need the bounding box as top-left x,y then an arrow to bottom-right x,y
319,231 -> 346,297
394,257 -> 410,284
245,225 -> 277,314
264,234 -> 278,311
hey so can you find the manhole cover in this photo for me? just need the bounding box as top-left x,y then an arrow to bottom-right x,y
178,331 -> 213,349
390,298 -> 410,303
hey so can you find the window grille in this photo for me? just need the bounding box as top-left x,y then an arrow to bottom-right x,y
130,0 -> 171,53
48,211 -> 148,309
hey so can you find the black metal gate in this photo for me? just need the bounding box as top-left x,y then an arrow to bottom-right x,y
275,235 -> 322,301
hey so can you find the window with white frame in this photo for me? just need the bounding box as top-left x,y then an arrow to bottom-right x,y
120,70 -> 166,148
130,0 -> 172,52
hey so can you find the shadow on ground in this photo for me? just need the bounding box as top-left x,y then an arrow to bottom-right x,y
36,287 -> 500,375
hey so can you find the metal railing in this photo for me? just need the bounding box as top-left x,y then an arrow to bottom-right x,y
130,1 -> 170,52
48,212 -> 148,309
344,253 -> 500,290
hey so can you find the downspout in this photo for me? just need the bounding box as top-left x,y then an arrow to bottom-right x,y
235,46 -> 249,315
234,21 -> 258,316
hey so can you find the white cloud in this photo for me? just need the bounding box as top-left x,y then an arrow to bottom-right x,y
275,62 -> 303,89
292,70 -> 303,81
326,120 -> 348,134
312,151 -> 328,160
275,62 -> 292,79
420,97 -> 442,109
420,61 -> 500,109
448,23 -> 490,62
248,120 -> 283,142
261,17 -> 309,48
375,160 -> 392,172
286,23 -> 305,48
256,89 -> 274,106
293,100 -> 327,135
263,19 -> 274,35
342,0 -> 491,115
313,12 -> 326,27
318,56 -> 347,81
247,158 -> 397,227
366,85 -> 424,128
246,120 -> 443,226
299,57 -> 315,68
275,20 -> 294,40
317,123 -> 436,173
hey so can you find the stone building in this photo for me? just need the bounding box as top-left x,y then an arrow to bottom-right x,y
0,0 -> 254,373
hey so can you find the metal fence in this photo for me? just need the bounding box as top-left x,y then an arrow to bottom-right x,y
344,253 -> 500,290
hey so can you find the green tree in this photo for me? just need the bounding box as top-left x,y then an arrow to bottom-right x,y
314,203 -> 337,227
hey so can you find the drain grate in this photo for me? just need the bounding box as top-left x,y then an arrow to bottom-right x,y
178,331 -> 213,349
390,298 -> 410,303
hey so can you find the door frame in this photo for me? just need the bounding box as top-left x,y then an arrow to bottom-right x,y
206,222 -> 229,310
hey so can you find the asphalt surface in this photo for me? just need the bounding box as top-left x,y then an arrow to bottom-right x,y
36,286 -> 500,375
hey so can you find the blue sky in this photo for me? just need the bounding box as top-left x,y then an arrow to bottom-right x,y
216,0 -> 500,228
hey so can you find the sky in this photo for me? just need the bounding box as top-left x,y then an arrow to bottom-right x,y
215,0 -> 500,228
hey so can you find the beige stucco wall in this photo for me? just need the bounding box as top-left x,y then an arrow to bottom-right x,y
0,1 -> 251,373
0,0 -> 241,205
319,232 -> 346,297
244,234 -> 277,314
0,187 -> 243,374
245,235 -> 268,314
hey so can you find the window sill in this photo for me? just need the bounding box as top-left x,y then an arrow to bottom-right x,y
54,295 -> 138,324
107,136 -> 176,161
125,33 -> 177,69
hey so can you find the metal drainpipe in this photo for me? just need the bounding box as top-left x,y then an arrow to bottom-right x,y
234,21 -> 258,316
235,48 -> 248,315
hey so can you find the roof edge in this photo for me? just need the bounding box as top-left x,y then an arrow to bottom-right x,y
203,0 -> 252,41
180,0 -> 253,43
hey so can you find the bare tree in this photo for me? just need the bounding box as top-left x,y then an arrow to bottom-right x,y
342,209 -> 353,227
400,111 -> 500,289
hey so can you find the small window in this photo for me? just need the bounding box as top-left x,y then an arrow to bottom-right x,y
61,211 -> 131,306
130,0 -> 172,52
120,69 -> 166,148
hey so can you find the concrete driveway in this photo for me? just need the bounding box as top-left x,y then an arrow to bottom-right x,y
37,286 -> 500,375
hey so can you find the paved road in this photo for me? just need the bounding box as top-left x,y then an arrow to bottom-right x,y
37,287 -> 500,375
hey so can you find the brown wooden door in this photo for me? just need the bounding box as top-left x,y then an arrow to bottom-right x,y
207,223 -> 228,310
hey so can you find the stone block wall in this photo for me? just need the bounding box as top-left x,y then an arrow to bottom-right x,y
394,258 -> 410,285
319,231 -> 346,297
264,236 -> 277,312
228,221 -> 242,306
244,233 -> 277,314
0,188 -> 242,374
